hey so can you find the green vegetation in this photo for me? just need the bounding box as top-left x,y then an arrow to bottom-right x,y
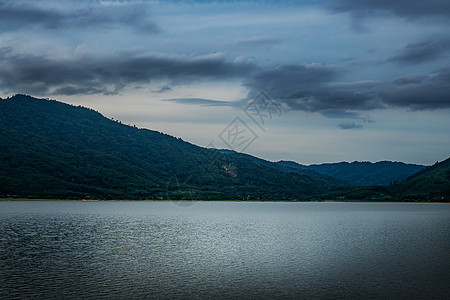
0,95 -> 348,200
389,158 -> 450,201
1,95 -> 448,202
319,159 -> 450,202
277,160 -> 424,186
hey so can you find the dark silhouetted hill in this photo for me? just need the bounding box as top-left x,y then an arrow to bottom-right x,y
277,160 -> 424,186
0,95 -> 348,200
390,158 -> 450,201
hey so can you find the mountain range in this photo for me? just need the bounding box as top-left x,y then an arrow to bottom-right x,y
0,95 -> 448,201
277,160 -> 424,186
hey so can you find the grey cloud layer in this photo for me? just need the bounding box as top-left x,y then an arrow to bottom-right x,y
380,70 -> 450,110
1,0 -> 449,113
332,0 -> 450,20
244,64 -> 383,112
244,64 -> 450,112
387,38 -> 450,65
0,49 -> 256,95
233,37 -> 283,48
0,1 -> 158,33
2,47 -> 449,112
166,62 -> 450,113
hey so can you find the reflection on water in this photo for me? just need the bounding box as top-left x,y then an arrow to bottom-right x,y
0,201 -> 449,299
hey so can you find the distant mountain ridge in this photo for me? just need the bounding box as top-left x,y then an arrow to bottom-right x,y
339,158 -> 450,202
217,149 -> 348,187
0,94 -> 447,201
0,94 -> 348,200
277,160 -> 425,186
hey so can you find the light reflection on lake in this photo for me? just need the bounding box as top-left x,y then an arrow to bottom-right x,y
0,201 -> 449,299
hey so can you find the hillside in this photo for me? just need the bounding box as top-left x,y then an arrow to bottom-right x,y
0,95 -> 348,200
390,158 -> 450,201
327,158 -> 450,202
277,160 -> 424,186
218,150 -> 348,187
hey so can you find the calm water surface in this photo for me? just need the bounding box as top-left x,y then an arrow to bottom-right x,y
0,201 -> 449,299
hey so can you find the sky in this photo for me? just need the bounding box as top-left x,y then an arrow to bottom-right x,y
0,0 -> 449,165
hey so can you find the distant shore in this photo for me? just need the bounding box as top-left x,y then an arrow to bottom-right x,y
0,198 -> 447,203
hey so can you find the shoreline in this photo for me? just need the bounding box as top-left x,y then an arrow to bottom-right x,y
0,198 -> 447,203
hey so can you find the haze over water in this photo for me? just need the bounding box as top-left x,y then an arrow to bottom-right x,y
1,201 -> 449,299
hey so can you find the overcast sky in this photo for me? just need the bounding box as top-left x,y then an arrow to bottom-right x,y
1,0 -> 449,165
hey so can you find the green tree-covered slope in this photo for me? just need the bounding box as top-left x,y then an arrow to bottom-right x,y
0,95 -> 348,200
277,160 -> 424,186
326,158 -> 450,202
390,158 -> 450,201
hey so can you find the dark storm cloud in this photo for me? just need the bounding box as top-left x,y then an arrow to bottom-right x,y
53,86 -> 107,96
0,49 -> 256,96
244,64 -> 383,112
331,0 -> 450,20
243,63 -> 338,106
387,38 -> 450,65
380,69 -> 450,110
0,1 -> 159,33
159,61 -> 450,113
0,1 -> 59,29
244,63 -> 450,112
2,46 -> 449,111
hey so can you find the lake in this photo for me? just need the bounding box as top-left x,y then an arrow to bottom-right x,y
0,201 -> 449,299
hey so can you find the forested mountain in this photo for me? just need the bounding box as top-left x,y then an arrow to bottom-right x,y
1,95 -> 447,201
327,158 -> 450,202
0,95 -> 348,200
277,160 -> 424,186
390,158 -> 450,201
